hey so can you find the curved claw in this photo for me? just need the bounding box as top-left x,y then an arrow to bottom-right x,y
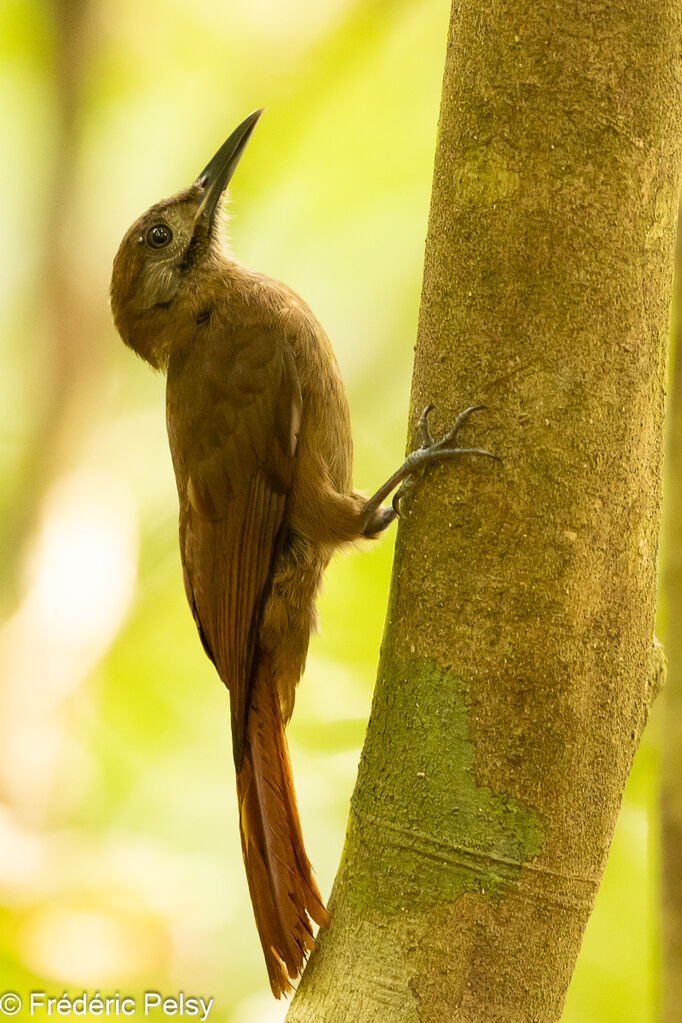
392,477 -> 415,516
417,404 -> 436,447
435,404 -> 487,450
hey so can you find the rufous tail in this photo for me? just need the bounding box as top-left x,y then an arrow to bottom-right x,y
235,651 -> 329,997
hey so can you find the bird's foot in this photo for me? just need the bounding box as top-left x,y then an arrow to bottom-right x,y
390,404 -> 499,514
361,404 -> 498,535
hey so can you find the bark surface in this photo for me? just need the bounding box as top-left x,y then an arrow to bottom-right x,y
287,2 -> 682,1020
662,213 -> 682,1023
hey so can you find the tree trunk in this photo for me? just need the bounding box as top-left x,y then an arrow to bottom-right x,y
662,211 -> 682,1023
287,2 -> 682,1020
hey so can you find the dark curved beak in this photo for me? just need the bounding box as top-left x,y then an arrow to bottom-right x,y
194,108 -> 264,225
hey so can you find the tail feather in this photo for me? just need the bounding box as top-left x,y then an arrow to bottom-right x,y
236,652 -> 329,997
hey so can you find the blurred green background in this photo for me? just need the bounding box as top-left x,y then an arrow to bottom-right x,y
0,0 -> 667,1020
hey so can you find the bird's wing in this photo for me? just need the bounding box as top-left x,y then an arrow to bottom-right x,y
174,325 -> 302,766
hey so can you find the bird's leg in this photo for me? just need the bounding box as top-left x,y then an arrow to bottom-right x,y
360,404 -> 498,537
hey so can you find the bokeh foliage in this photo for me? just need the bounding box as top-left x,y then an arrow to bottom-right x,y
0,1 -> 662,1019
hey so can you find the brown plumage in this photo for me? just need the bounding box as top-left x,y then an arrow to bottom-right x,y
109,109 -> 495,996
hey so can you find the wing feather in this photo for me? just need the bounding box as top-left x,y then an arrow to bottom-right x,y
169,325 -> 302,765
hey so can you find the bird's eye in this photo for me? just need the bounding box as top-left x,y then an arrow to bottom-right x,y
146,223 -> 173,248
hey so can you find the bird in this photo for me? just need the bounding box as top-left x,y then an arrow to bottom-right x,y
109,108 -> 496,997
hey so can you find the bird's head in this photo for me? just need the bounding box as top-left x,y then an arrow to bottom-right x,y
110,108 -> 263,367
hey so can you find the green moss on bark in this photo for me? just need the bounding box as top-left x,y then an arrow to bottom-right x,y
346,657 -> 545,914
